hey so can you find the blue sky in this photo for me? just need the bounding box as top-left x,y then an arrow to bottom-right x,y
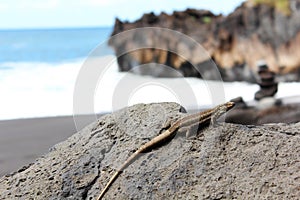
0,0 -> 245,29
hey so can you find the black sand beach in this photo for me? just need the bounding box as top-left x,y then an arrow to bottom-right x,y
0,115 -> 97,176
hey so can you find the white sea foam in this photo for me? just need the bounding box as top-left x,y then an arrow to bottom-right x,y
0,55 -> 299,120
0,60 -> 82,120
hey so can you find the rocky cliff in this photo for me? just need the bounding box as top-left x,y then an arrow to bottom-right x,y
109,0 -> 300,82
0,103 -> 299,199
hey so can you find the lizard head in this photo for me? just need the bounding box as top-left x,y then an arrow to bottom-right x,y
224,101 -> 235,111
210,101 -> 235,125
213,101 -> 235,118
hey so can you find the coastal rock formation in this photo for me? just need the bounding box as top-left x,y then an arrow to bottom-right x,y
109,0 -> 300,82
0,103 -> 299,199
226,99 -> 300,125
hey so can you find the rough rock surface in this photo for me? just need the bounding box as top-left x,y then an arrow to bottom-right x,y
109,0 -> 300,82
0,103 -> 299,199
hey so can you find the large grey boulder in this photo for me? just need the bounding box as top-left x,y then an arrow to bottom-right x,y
0,103 -> 299,199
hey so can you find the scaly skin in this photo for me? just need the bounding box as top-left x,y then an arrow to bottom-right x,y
96,102 -> 235,200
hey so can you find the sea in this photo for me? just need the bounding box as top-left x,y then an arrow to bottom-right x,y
0,27 -> 299,121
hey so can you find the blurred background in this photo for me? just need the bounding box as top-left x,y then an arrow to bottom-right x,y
0,0 -> 245,120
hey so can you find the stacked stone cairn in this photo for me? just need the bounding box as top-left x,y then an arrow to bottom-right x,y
254,62 -> 278,101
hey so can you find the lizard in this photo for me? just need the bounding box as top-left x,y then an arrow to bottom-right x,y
96,101 -> 235,200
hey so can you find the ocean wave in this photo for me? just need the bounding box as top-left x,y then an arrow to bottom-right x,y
0,59 -> 84,120
0,56 -> 299,121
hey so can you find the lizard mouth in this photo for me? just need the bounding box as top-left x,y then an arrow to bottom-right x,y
226,102 -> 235,110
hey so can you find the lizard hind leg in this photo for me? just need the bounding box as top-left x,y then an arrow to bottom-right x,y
178,122 -> 208,140
188,125 -> 205,139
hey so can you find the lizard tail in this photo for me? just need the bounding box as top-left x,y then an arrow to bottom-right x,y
97,150 -> 141,199
97,137 -> 160,199
96,170 -> 120,200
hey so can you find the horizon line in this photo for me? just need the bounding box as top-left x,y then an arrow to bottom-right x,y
0,25 -> 113,31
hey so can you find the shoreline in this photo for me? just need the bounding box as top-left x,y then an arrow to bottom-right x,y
0,114 -> 102,176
